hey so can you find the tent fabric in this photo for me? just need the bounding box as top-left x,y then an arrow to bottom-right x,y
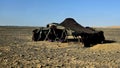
60,18 -> 95,34
47,23 -> 65,30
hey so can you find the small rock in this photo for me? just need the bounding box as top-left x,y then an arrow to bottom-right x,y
36,64 -> 41,68
20,54 -> 25,57
0,52 -> 2,55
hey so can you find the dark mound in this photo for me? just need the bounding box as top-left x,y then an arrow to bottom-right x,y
60,18 -> 95,33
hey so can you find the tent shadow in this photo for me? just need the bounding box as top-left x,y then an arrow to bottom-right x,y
90,40 -> 116,47
103,40 -> 116,44
67,39 -> 80,42
64,39 -> 116,47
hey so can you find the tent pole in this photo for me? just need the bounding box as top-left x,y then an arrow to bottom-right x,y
44,29 -> 51,41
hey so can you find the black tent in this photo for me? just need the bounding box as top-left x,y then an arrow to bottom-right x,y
32,18 -> 105,47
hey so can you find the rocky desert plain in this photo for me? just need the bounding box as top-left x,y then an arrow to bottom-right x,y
0,26 -> 120,68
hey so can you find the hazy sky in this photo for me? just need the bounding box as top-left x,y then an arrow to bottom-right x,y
0,0 -> 120,26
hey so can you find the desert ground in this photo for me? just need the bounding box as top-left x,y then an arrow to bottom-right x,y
0,26 -> 120,68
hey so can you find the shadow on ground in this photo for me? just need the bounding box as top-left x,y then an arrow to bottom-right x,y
103,40 -> 116,44
67,39 -> 80,42
89,40 -> 116,47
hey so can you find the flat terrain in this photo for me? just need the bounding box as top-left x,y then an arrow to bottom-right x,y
0,26 -> 120,68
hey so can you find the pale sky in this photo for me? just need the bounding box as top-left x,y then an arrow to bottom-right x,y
0,0 -> 120,27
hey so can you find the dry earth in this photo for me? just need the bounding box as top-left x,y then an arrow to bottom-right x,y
0,26 -> 120,68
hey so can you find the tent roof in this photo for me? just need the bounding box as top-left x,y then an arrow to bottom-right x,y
60,18 -> 95,34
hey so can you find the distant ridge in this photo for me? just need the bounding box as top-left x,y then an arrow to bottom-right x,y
107,26 -> 120,28
93,26 -> 120,28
